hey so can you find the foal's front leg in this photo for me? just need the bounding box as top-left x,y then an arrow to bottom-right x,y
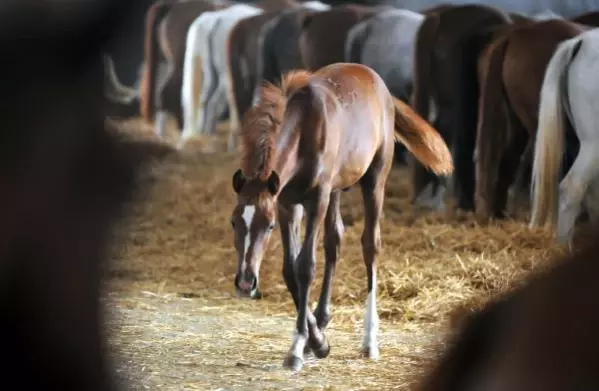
283,187 -> 331,371
278,204 -> 325,357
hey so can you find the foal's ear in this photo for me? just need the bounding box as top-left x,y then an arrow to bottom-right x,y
267,171 -> 280,195
232,169 -> 245,194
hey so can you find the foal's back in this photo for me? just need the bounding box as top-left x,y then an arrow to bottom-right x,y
301,63 -> 394,188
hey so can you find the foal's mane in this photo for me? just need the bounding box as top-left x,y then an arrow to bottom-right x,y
240,69 -> 312,181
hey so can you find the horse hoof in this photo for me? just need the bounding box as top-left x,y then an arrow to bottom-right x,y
309,336 -> 331,359
360,345 -> 380,360
303,345 -> 313,356
282,355 -> 303,372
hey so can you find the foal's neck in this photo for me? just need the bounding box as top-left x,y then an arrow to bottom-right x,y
272,107 -> 303,192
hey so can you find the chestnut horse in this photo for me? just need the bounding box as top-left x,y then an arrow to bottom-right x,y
410,5 -> 513,214
474,19 -> 585,221
530,28 -> 599,244
230,63 -> 453,371
412,222 -> 599,391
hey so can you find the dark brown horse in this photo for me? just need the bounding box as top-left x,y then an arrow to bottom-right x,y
225,5 -> 302,150
412,224 -> 599,391
474,19 -> 586,220
298,4 -> 387,71
571,10 -> 599,26
410,5 -> 513,213
140,0 -> 224,136
251,3 -> 330,111
230,63 -> 453,372
0,0 -> 172,388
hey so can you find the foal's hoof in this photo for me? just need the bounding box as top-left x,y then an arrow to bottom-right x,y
360,345 -> 380,360
283,355 -> 304,372
308,336 -> 331,359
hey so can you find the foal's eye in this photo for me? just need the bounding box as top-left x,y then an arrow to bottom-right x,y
268,223 -> 276,231
231,220 -> 236,229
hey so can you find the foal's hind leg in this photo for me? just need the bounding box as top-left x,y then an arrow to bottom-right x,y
314,190 -> 344,330
359,157 -> 390,359
557,144 -> 599,245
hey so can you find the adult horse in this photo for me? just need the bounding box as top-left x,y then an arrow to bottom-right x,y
226,1 -> 330,152
298,4 -> 388,71
104,55 -> 141,120
140,0 -> 224,138
0,0 -> 172,388
180,4 -> 264,150
230,63 -> 453,371
344,7 -> 441,165
180,0 -> 297,150
571,10 -> 599,26
530,28 -> 599,244
410,4 -> 513,214
474,19 -> 585,221
412,222 -> 599,391
251,3 -> 330,104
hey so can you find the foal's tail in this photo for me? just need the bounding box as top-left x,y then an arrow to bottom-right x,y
530,36 -> 582,229
392,97 -> 453,176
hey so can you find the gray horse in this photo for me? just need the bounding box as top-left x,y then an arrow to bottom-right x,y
530,27 -> 599,245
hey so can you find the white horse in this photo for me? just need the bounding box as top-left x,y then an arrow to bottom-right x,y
180,4 -> 262,150
530,27 -> 599,245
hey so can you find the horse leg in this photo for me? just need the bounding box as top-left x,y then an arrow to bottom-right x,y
508,136 -> 533,214
493,115 -> 528,218
284,186 -> 331,371
556,144 -> 599,245
314,190 -> 344,330
358,162 -> 388,359
278,204 -> 320,356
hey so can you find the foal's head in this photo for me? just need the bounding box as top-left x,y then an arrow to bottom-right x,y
230,71 -> 310,298
231,169 -> 280,298
230,94 -> 284,298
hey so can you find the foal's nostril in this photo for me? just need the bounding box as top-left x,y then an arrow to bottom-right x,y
235,272 -> 257,293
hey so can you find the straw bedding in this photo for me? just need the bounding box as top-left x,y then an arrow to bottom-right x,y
105,117 -> 568,390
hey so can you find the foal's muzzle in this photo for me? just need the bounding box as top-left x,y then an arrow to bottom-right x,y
234,271 -> 260,299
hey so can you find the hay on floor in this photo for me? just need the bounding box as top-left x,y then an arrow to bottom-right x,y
105,117 -> 565,390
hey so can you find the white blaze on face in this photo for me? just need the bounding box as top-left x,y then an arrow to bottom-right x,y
242,206 -> 256,264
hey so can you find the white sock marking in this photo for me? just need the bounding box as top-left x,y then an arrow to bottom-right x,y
290,331 -> 307,358
363,270 -> 379,358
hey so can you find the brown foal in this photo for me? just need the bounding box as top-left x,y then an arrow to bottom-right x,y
230,63 -> 453,371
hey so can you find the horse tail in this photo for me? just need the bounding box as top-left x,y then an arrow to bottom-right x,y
344,19 -> 369,63
139,0 -> 172,124
412,12 -> 440,120
392,96 -> 453,176
530,36 -> 582,229
181,17 -> 204,135
103,54 -> 138,103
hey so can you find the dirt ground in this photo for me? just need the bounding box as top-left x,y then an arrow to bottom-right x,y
105,118 -> 564,390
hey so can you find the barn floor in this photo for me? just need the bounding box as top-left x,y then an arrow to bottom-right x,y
105,118 -> 564,390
